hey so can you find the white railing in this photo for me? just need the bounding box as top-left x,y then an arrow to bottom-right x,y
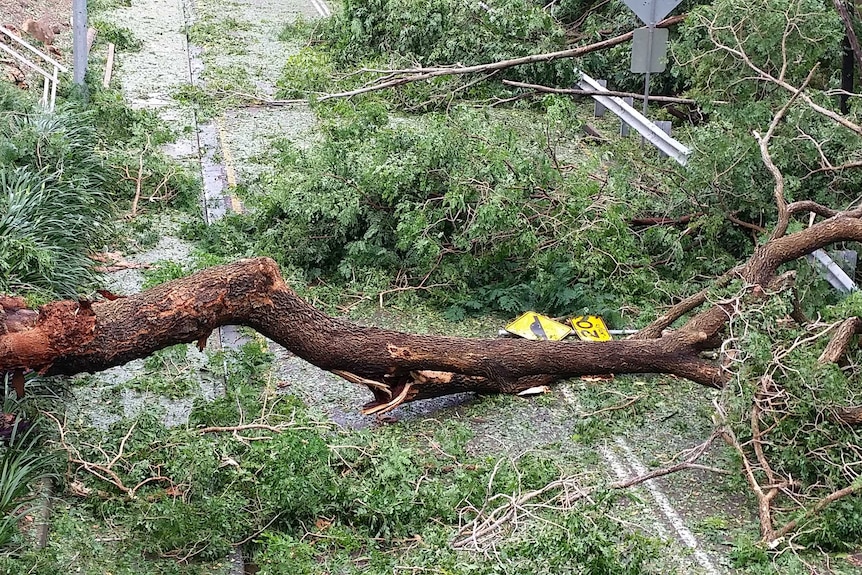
0,26 -> 68,111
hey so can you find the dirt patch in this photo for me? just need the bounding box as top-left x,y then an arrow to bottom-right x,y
0,0 -> 71,33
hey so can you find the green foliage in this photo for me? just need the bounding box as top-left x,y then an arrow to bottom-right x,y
676,0 -> 842,101
57,398 -> 664,573
0,82 -> 190,298
720,290 -> 862,550
277,49 -> 336,99
277,0 -> 578,104
91,19 -> 143,51
0,145 -> 113,297
204,100 -> 704,318
187,16 -> 250,47
674,0 -> 859,228
277,17 -> 315,42
122,345 -> 200,399
141,261 -> 190,289
0,420 -> 57,547
86,88 -> 174,146
189,339 -> 277,428
323,0 -> 565,68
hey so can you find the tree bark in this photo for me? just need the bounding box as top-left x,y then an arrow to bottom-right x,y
5,206 -> 862,413
1,258 -> 721,413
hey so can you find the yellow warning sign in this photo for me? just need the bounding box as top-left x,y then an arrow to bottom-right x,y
571,316 -> 612,341
506,312 -> 572,341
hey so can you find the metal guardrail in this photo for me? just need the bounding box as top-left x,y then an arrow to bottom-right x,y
807,249 -> 858,293
577,71 -> 691,166
0,26 -> 68,111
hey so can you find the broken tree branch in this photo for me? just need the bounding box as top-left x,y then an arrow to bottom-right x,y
818,316 -> 862,364
318,15 -> 686,102
500,79 -> 702,105
6,207 -> 862,411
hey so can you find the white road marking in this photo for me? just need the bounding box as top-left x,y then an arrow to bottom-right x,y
561,383 -> 722,574
598,444 -> 670,540
614,438 -> 721,575
309,0 -> 331,17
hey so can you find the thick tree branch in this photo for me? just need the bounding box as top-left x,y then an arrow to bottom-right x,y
818,316 -> 862,364
1,258 -> 724,414
5,208 -> 862,411
638,212 -> 862,340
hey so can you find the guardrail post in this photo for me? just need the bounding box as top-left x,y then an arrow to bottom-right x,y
594,80 -> 608,117
620,98 -> 633,137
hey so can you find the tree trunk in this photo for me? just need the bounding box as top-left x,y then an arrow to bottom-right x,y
1,258 -> 721,414
5,209 -> 862,414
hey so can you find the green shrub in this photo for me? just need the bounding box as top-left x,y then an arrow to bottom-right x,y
204,100 -> 706,319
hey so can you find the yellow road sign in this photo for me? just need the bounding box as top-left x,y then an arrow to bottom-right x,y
571,316 -> 612,341
506,312 -> 572,341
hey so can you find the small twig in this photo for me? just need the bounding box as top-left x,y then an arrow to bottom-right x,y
197,423 -> 302,434
579,395 -> 641,418
43,411 -> 171,499
454,431 -> 719,549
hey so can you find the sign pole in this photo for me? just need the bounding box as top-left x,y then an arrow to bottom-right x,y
72,0 -> 87,85
642,1 -> 658,118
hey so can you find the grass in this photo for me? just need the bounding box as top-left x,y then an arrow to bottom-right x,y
0,106 -> 115,299
0,418 -> 56,548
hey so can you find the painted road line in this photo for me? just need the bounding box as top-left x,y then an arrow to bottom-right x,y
598,444 -> 671,541
614,438 -> 721,575
560,383 -> 721,574
215,117 -> 245,214
309,0 -> 331,17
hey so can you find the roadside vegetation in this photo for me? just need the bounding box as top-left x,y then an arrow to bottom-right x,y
2,0 -> 862,573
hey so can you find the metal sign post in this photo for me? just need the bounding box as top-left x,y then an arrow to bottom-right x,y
643,1 -> 656,116
72,0 -> 88,85
621,0 -> 683,115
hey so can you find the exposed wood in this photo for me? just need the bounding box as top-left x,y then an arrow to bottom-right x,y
832,405 -> 862,425
102,42 -> 114,88
818,316 -> 862,364
5,206 -> 862,413
0,258 -> 723,414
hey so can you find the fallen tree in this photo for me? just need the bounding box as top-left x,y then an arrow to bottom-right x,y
6,201 -> 862,548
5,0 -> 862,553
1,205 -> 861,415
